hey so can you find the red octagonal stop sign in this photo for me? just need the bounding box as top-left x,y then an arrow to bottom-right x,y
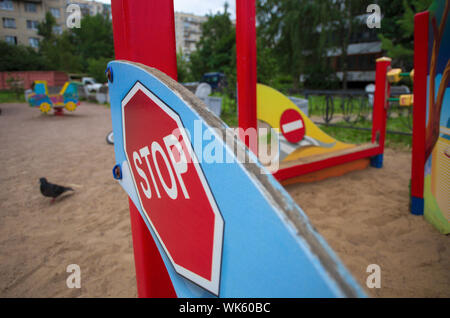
122,82 -> 224,295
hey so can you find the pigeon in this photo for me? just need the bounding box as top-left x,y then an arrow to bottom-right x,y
39,178 -> 74,203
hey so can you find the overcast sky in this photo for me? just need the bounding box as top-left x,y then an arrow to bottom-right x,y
96,0 -> 236,19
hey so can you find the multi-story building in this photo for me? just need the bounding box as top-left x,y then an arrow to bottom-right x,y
174,12 -> 206,57
327,13 -> 383,87
66,0 -> 110,20
0,0 -> 111,48
0,0 -> 66,48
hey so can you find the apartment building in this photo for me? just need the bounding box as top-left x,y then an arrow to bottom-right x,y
326,13 -> 383,87
174,12 -> 207,57
0,0 -> 111,48
66,0 -> 111,20
0,0 -> 66,48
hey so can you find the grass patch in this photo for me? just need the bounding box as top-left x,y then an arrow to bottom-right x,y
212,92 -> 238,127
0,90 -> 25,103
221,112 -> 238,127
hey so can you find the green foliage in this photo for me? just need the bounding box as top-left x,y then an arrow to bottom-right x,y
189,4 -> 236,83
0,12 -> 113,87
211,92 -> 238,127
378,0 -> 433,69
41,31 -> 83,73
87,57 -> 110,84
256,0 -> 343,90
71,14 -> 114,67
0,41 -> 47,71
0,90 -> 25,103
37,11 -> 57,41
320,118 -> 412,148
256,37 -> 279,87
270,74 -> 293,94
5,75 -> 24,99
177,50 -> 194,83
3,13 -> 114,77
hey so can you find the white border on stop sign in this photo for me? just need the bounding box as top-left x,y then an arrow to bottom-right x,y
121,81 -> 224,296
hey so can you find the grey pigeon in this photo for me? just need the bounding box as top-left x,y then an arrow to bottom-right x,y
39,178 -> 74,203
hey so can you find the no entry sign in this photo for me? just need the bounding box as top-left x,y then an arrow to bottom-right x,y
122,82 -> 224,295
280,109 -> 305,143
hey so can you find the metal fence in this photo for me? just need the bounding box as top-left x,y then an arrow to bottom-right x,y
301,89 -> 413,136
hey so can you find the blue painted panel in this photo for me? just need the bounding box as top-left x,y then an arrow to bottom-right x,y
107,60 -> 366,298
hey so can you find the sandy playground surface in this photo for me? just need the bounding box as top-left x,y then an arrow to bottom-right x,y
0,102 -> 448,298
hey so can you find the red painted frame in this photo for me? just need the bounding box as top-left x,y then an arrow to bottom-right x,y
236,0 -> 258,155
111,0 -> 177,298
410,11 -> 429,215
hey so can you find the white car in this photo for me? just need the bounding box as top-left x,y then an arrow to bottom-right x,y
82,77 -> 102,93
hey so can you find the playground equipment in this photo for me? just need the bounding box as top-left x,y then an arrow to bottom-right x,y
255,57 -> 390,185
387,68 -> 414,106
108,0 -> 365,297
28,80 -> 80,115
409,0 -> 449,234
106,0 -> 448,299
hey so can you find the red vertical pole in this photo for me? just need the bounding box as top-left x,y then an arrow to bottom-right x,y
236,0 -> 257,154
370,57 -> 391,168
111,0 -> 177,80
410,12 -> 429,215
111,0 -> 177,297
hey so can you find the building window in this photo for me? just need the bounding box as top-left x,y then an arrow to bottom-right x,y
2,17 -> 16,28
26,20 -> 39,30
29,37 -> 39,48
0,0 -> 13,11
5,35 -> 17,45
50,8 -> 60,18
52,25 -> 62,35
24,2 -> 37,13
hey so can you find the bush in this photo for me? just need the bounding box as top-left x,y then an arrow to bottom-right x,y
0,41 -> 48,71
271,74 -> 293,94
87,57 -> 111,84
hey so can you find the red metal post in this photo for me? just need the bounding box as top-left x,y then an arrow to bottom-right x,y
410,12 -> 429,215
370,57 -> 391,168
111,0 -> 178,297
111,0 -> 177,80
236,0 -> 257,154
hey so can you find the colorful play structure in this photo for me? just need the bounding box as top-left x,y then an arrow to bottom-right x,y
28,80 -> 80,115
107,0 -> 449,298
408,1 -> 449,234
257,2 -> 449,234
256,56 -> 389,184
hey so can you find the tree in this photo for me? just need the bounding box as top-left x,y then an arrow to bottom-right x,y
328,0 -> 369,89
0,41 -> 47,71
257,0 -> 336,90
37,12 -> 82,73
71,14 -> 114,66
176,49 -> 194,83
378,0 -> 433,70
87,57 -> 110,84
37,11 -> 56,42
188,4 -> 236,81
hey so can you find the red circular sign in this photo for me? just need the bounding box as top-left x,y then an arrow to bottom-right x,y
280,109 -> 305,143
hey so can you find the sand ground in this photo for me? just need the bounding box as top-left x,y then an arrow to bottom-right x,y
0,102 -> 448,297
